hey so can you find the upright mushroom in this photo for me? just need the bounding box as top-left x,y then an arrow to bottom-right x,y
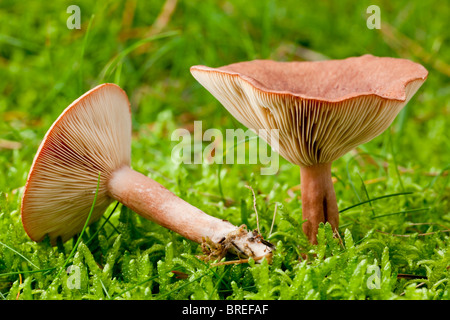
21,83 -> 273,261
190,54 -> 428,243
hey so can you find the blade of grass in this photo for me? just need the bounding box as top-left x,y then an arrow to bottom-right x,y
85,201 -> 120,246
339,192 -> 413,213
191,256 -> 232,292
269,202 -> 279,237
261,0 -> 275,58
0,268 -> 55,277
114,61 -> 123,86
34,68 -> 77,114
0,241 -> 38,269
240,199 -> 250,227
0,34 -> 41,52
217,135 -> 259,202
111,274 -> 161,299
155,272 -> 208,300
78,14 -> 95,94
245,184 -> 260,234
99,278 -> 111,299
426,163 -> 450,189
345,157 -> 362,202
55,172 -> 101,279
358,174 -> 375,217
99,30 -> 179,82
339,208 -> 430,229
388,132 -> 405,192
110,266 -> 183,300
372,207 -> 430,219
209,266 -> 232,300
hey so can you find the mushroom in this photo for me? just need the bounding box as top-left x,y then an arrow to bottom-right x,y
21,83 -> 273,261
190,54 -> 428,244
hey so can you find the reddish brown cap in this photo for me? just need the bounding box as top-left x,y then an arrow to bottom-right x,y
21,84 -> 132,244
191,55 -> 428,166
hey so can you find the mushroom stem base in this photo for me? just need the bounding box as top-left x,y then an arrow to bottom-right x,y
107,166 -> 273,260
300,163 -> 339,244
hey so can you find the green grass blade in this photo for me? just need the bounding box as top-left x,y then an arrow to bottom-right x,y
0,268 -> 55,277
0,241 -> 38,269
78,14 -> 95,94
85,201 -> 119,246
372,207 -> 430,219
345,157 -> 362,202
358,174 -> 375,216
99,30 -> 180,82
217,135 -> 259,202
55,172 -> 101,279
426,163 -> 450,189
339,192 -> 414,213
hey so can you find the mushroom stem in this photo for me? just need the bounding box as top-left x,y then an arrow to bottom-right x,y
300,163 -> 339,244
108,166 -> 273,260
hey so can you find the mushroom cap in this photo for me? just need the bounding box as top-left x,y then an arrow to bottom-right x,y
21,83 -> 132,244
190,54 -> 428,166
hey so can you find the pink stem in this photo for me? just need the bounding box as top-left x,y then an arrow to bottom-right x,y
107,166 -> 273,259
300,163 -> 339,244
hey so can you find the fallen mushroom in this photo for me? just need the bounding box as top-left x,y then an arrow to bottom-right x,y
21,83 -> 273,262
190,54 -> 428,243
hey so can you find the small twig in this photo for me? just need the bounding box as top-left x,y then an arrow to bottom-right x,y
269,203 -> 278,237
397,273 -> 427,280
0,139 -> 22,150
171,270 -> 189,280
380,22 -> 450,77
400,282 -> 427,296
16,273 -> 22,300
335,228 -> 345,247
147,0 -> 178,36
376,229 -> 450,237
121,0 -> 137,30
272,42 -> 329,61
210,254 -> 270,267
245,185 -> 260,235
422,170 -> 448,177
136,0 -> 178,54
407,222 -> 450,230
119,0 -> 178,42
405,222 -> 450,235
197,192 -> 235,207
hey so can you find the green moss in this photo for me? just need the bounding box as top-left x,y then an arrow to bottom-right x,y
0,0 -> 448,300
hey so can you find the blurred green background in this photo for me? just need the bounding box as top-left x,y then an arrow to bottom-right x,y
0,0 -> 448,300
1,0 -> 448,168
1,0 -> 448,213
